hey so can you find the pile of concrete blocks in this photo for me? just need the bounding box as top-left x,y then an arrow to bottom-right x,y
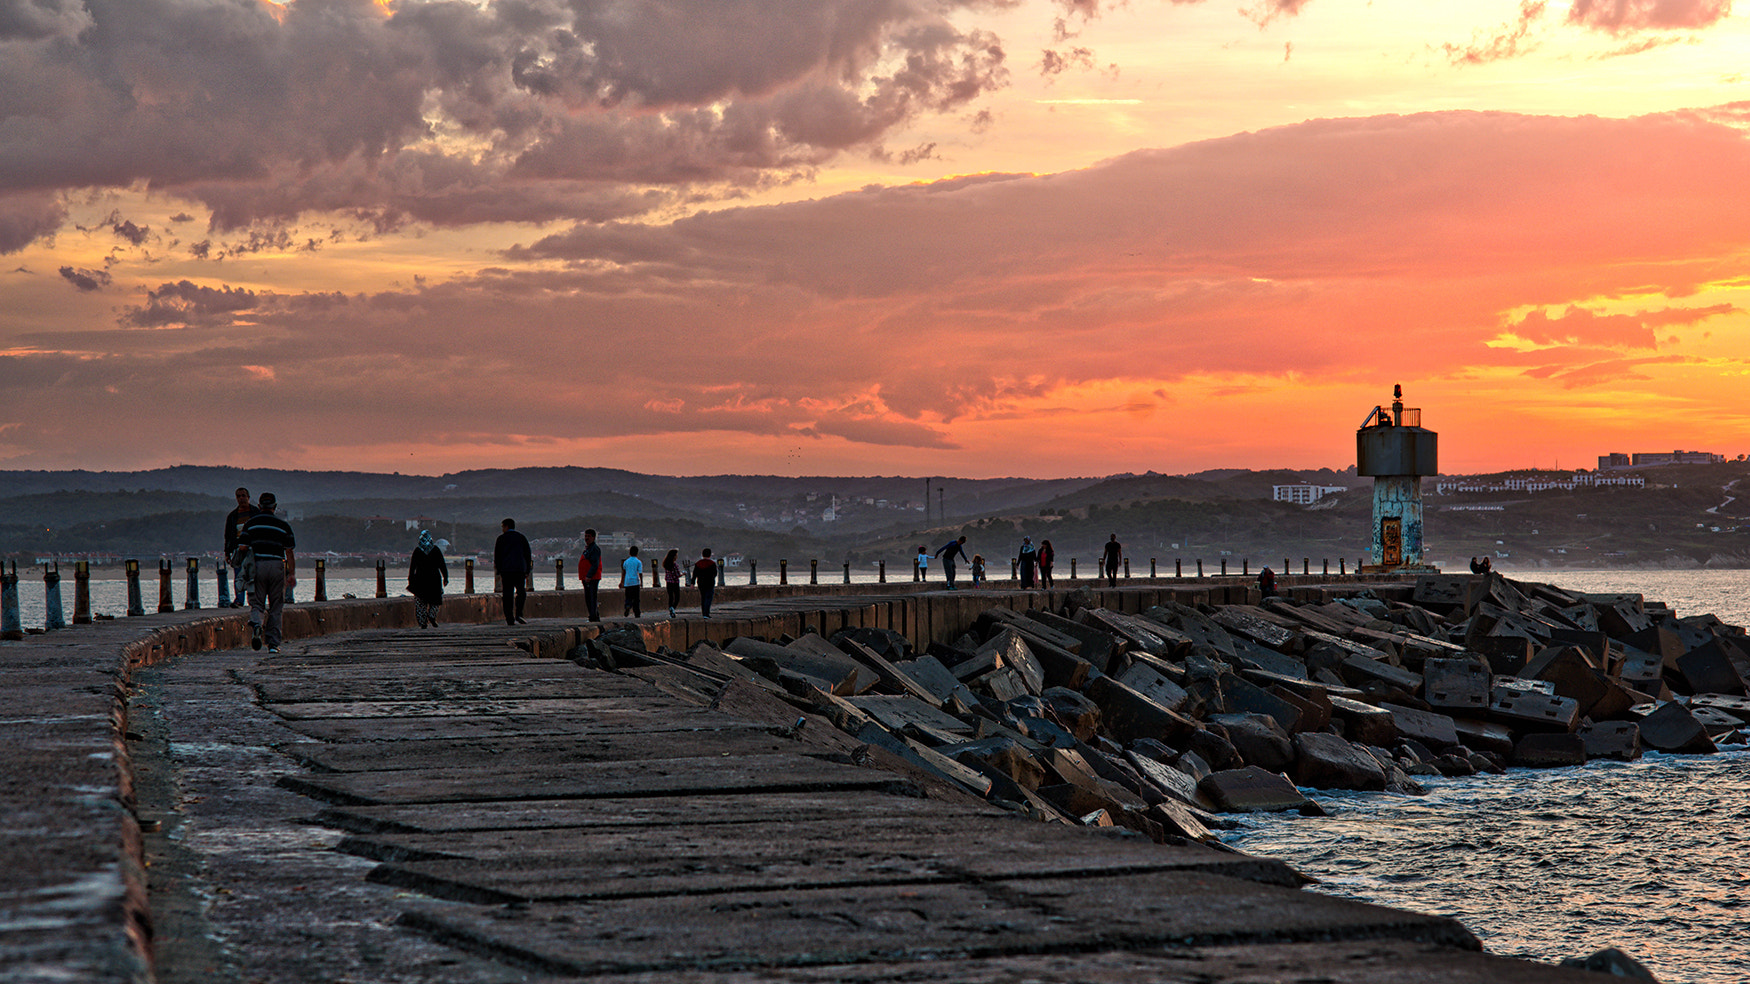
579,573 -> 1749,844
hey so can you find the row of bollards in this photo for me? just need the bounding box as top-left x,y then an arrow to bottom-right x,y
0,551 -> 1375,636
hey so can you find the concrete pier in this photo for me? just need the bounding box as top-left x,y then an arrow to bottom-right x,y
1,579 -> 1602,982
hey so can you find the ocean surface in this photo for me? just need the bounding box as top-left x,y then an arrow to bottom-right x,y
1225,568 -> 1750,984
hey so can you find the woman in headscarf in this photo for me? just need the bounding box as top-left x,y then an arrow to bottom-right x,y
407,529 -> 449,628
1017,536 -> 1039,589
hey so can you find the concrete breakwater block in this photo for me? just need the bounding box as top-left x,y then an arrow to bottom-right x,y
1198,766 -> 1318,813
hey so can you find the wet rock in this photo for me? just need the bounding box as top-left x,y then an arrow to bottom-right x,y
1329,695 -> 1399,747
1083,674 -> 1197,746
1188,725 -> 1242,770
1636,701 -> 1719,754
1578,720 -> 1641,761
946,736 -> 1046,790
1290,732 -> 1386,791
1513,733 -> 1587,768
1041,687 -> 1102,741
1559,946 -> 1661,980
1675,640 -> 1747,696
1197,766 -> 1315,814
1209,713 -> 1293,772
1430,753 -> 1477,776
1378,703 -> 1459,750
1422,657 -> 1491,716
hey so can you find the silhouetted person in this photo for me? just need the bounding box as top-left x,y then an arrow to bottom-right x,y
223,486 -> 255,609
693,548 -> 719,617
934,535 -> 969,589
495,518 -> 531,625
1039,539 -> 1056,589
1258,565 -> 1276,598
662,548 -> 681,617
578,528 -> 603,621
1102,534 -> 1123,587
1018,537 -> 1039,589
621,545 -> 643,617
241,492 -> 295,653
407,529 -> 448,628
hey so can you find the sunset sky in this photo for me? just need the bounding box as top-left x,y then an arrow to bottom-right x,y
4,0 -> 1750,480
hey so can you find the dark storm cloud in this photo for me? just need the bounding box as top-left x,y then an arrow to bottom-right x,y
0,0 -> 1014,245
58,265 -> 111,291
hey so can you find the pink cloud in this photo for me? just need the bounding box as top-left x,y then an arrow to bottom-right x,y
1567,0 -> 1733,33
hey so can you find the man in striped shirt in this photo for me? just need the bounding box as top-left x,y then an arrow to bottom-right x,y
241,492 -> 296,653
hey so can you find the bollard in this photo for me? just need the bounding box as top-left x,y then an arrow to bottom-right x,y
1285,558 -> 1291,577
843,561 -> 850,584
73,561 -> 91,624
465,558 -> 474,594
1011,558 -> 1019,580
750,560 -> 758,585
1243,559 -> 1249,577
376,558 -> 387,598
1220,559 -> 1227,576
315,559 -> 327,602
1150,558 -> 1156,578
810,559 -> 818,586
528,569 -> 536,592
1175,558 -> 1182,578
0,561 -> 19,640
780,559 -> 789,586
217,556 -> 232,607
555,557 -> 565,591
913,559 -> 920,583
44,563 -> 66,630
1303,558 -> 1310,576
1340,558 -> 1346,575
158,560 -> 174,613
1069,557 -> 1077,580
1197,559 -> 1204,577
1323,558 -> 1329,575
878,560 -> 886,583
126,559 -> 144,616
185,557 -> 200,610
1123,558 -> 1130,579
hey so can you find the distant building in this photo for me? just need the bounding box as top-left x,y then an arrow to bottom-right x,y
1272,484 -> 1348,505
1599,450 -> 1723,470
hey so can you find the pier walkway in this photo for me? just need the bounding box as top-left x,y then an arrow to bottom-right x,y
2,579 -> 1601,982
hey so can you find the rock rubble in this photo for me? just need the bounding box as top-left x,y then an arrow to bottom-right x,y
582,572 -> 1749,843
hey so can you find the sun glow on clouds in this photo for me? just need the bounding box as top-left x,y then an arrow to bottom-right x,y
6,1 -> 1750,474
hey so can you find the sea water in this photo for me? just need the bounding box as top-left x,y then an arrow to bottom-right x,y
1225,569 -> 1750,984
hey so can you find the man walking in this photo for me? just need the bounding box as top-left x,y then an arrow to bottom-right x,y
693,548 -> 718,618
222,486 -> 255,608
577,528 -> 603,622
933,535 -> 969,590
1103,533 -> 1123,587
495,518 -> 532,625
241,493 -> 294,653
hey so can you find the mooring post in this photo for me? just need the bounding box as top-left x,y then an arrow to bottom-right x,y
1123,558 -> 1130,579
1243,559 -> 1249,577
750,561 -> 758,586
376,558 -> 387,598
73,560 -> 92,624
878,560 -> 886,583
44,563 -> 66,630
1220,559 -> 1227,577
1176,558 -> 1182,577
1069,558 -> 1077,580
843,561 -> 850,584
126,559 -> 144,616
1150,559 -> 1157,577
809,559 -> 818,585
315,559 -> 327,602
0,561 -> 20,640
1340,558 -> 1347,575
464,558 -> 474,594
158,560 -> 174,613
1303,557 -> 1309,576
1197,559 -> 1204,577
779,559 -> 789,586
554,557 -> 564,591
184,557 -> 200,610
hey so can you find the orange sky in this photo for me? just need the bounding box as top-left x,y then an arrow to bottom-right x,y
3,0 -> 1749,479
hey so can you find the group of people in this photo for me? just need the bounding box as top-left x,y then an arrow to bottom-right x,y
486,522 -> 725,625
915,533 -> 1124,590
222,486 -> 297,653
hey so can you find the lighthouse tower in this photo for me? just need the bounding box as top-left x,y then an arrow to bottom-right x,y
1356,384 -> 1438,572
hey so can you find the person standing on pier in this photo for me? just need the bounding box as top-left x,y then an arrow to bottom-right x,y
693,548 -> 718,617
933,535 -> 969,589
1018,536 -> 1039,589
915,545 -> 929,581
578,528 -> 603,622
407,529 -> 448,628
241,492 -> 295,653
223,487 -> 256,609
495,518 -> 531,625
662,548 -> 682,618
1039,539 -> 1056,589
621,545 -> 643,617
1102,533 -> 1123,587
1258,565 -> 1276,598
